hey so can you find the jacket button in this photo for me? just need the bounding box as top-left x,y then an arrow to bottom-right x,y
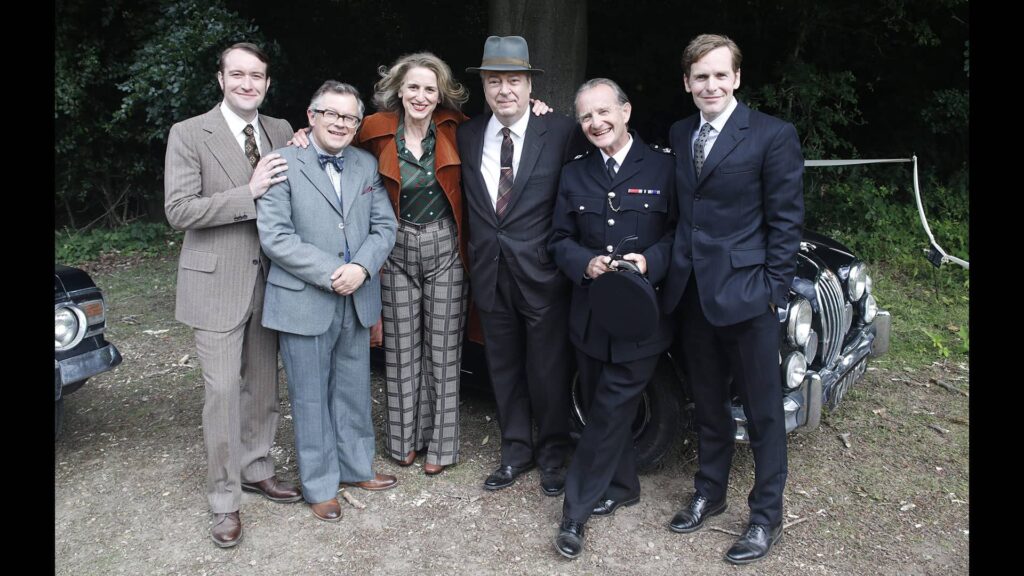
695,194 -> 702,201
252,259 -> 259,265
644,203 -> 649,209
579,205 -> 585,211
607,192 -> 615,198
694,225 -> 703,232
606,245 -> 614,253
338,222 -> 345,230
607,219 -> 615,226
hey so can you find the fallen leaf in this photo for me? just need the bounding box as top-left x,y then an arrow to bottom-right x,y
838,433 -> 852,449
481,435 -> 489,445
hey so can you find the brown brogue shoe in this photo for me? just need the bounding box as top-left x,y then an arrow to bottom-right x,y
310,498 -> 343,522
424,462 -> 445,475
396,450 -> 417,467
241,476 -> 302,503
343,472 -> 399,491
210,511 -> 242,548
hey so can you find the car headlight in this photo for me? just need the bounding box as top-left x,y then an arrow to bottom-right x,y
803,330 -> 819,364
861,294 -> 878,324
783,351 -> 807,390
55,306 -> 87,351
848,262 -> 868,301
786,298 -> 812,346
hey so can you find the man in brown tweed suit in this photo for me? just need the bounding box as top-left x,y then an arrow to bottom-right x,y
164,42 -> 302,548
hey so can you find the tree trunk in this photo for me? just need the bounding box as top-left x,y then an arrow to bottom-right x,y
488,0 -> 587,117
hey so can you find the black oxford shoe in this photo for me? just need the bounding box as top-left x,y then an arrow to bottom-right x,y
540,467 -> 566,496
483,463 -> 535,491
592,494 -> 640,517
725,522 -> 783,565
554,518 -> 586,559
668,493 -> 727,533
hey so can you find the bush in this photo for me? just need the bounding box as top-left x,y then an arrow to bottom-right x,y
55,222 -> 183,265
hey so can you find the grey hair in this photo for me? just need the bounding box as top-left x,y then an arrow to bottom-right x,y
573,78 -> 630,119
308,80 -> 366,118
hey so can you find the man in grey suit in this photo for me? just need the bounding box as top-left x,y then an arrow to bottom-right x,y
458,36 -> 585,495
164,42 -> 302,549
257,81 -> 399,522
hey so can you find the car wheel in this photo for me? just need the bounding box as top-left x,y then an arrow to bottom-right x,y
55,397 -> 65,439
569,355 -> 683,474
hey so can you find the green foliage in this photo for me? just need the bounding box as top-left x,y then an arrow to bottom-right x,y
749,63 -> 863,159
113,0 -> 266,144
55,222 -> 183,265
54,0 -> 266,230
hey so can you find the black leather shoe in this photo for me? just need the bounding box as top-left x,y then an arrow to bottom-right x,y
483,463 -> 535,491
725,522 -> 783,565
540,467 -> 565,496
668,493 -> 727,533
592,494 -> 640,517
554,518 -> 586,559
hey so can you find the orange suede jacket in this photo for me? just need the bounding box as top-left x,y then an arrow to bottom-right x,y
357,108 -> 470,268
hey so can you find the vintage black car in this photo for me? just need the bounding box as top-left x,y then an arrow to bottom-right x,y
372,229 -> 890,471
55,265 -> 122,437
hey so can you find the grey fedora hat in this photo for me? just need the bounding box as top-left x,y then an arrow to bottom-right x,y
466,35 -> 544,74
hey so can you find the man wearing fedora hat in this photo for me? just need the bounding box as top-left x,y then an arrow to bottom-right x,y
548,78 -> 676,559
458,36 -> 586,496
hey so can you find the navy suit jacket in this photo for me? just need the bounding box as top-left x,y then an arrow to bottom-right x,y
549,134 -> 677,363
458,112 -> 584,312
660,101 -> 804,327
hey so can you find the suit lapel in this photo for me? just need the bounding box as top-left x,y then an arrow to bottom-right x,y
340,150 -> 360,218
298,146 -> 344,218
697,102 -> 749,187
201,107 -> 251,189
614,134 -> 645,184
465,118 -> 496,225
504,114 -> 547,216
679,115 -> 700,185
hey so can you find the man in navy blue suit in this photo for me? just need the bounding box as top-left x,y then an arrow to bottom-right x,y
660,33 -> 804,565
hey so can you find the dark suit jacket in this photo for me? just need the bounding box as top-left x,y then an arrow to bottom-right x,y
549,134 -> 677,363
661,101 -> 804,327
458,112 -> 584,312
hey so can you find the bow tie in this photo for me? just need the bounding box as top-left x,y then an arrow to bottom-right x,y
318,153 -> 345,172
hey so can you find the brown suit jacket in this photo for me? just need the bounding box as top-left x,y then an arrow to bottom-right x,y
164,105 -> 294,331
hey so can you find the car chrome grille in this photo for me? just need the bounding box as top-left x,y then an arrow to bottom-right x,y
815,269 -> 845,368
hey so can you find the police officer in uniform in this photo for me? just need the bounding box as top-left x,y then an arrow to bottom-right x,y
548,78 -> 676,559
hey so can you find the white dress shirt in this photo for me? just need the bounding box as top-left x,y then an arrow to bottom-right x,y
691,96 -> 738,159
480,112 -> 530,210
220,101 -> 263,155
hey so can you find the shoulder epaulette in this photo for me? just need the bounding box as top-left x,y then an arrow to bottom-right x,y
650,143 -> 674,155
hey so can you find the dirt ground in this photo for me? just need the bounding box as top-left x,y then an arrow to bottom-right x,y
55,255 -> 969,575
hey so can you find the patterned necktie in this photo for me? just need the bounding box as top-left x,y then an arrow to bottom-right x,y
495,127 -> 514,217
243,124 -> 260,169
605,157 -> 618,181
693,122 -> 713,177
318,153 -> 345,173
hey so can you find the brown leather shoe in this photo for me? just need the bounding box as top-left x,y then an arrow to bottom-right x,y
343,472 -> 399,491
424,462 -> 445,475
310,498 -> 342,522
241,476 -> 303,503
396,450 -> 417,467
210,511 -> 242,548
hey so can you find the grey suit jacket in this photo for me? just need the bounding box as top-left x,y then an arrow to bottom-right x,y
165,105 -> 293,332
257,143 -> 397,336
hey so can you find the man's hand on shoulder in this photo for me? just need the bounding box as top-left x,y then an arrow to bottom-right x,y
249,153 -> 289,199
288,128 -> 311,148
